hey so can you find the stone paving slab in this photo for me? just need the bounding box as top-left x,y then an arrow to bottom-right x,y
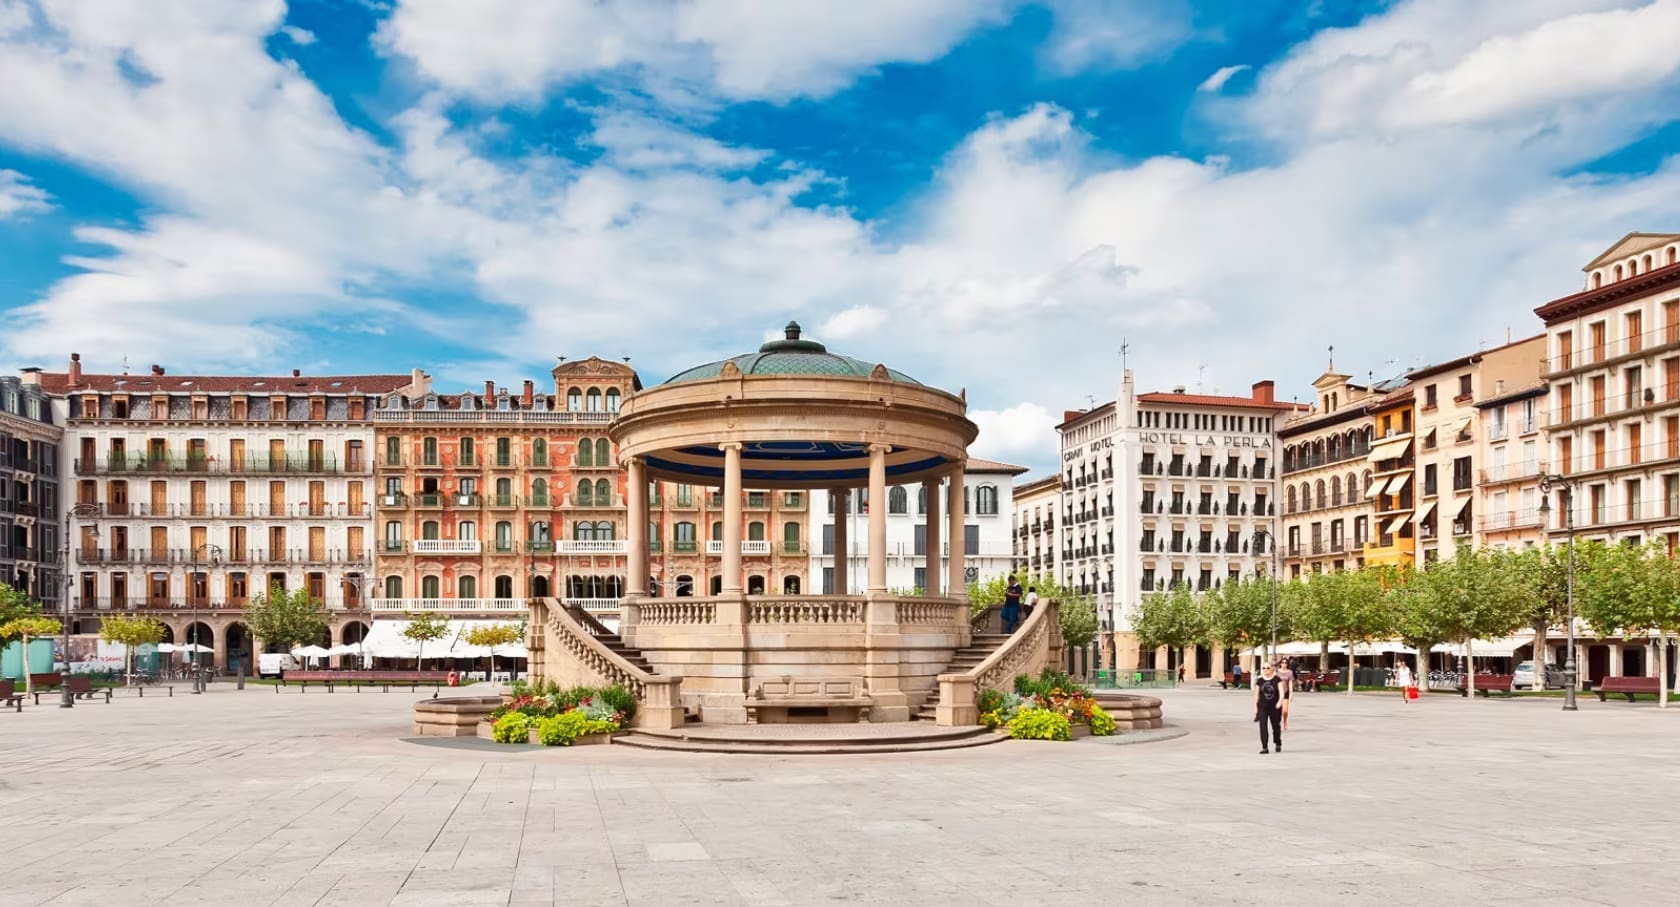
1,685 -> 1676,904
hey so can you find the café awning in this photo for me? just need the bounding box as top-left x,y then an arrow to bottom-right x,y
1366,437 -> 1410,463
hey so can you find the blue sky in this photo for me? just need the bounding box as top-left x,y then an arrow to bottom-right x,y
3,0 -> 1680,471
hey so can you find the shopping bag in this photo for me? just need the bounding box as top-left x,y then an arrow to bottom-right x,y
1406,686 -> 1419,701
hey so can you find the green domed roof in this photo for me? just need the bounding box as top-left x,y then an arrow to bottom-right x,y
663,322 -> 921,386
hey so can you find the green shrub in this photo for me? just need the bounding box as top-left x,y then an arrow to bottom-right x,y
536,710 -> 620,746
1088,705 -> 1117,737
977,688 -> 1005,716
1007,706 -> 1071,741
492,712 -> 532,744
596,684 -> 638,723
507,678 -> 531,699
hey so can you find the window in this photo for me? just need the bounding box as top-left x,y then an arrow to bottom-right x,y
495,477 -> 512,505
1452,457 -> 1472,492
676,484 -> 692,506
595,478 -> 610,504
495,521 -> 513,550
496,437 -> 511,466
605,388 -> 621,412
1423,464 -> 1438,496
457,520 -> 476,540
531,478 -> 549,506
595,438 -> 610,466
710,520 -> 723,541
422,437 -> 438,466
748,521 -> 765,541
964,524 -> 979,556
384,575 -> 403,598
530,438 -> 546,466
566,388 -> 582,411
586,388 -> 602,412
976,485 -> 999,515
1424,385 -> 1438,408
889,487 -> 908,514
495,575 -> 514,598
458,575 -> 477,599
577,439 -> 594,467
1457,375 -> 1472,399
421,576 -> 440,599
674,522 -> 697,551
385,436 -> 400,465
783,521 -> 801,553
421,521 -> 440,540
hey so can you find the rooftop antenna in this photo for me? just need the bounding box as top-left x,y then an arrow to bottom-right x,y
121,355 -> 130,376
1119,338 -> 1129,372
1197,363 -> 1207,394
1086,395 -> 1097,409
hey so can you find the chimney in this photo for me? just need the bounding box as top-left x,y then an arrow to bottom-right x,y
1171,385 -> 1186,395
1251,380 -> 1275,405
151,364 -> 165,376
1063,410 -> 1084,424
522,380 -> 534,407
292,368 -> 301,378
68,353 -> 82,388
20,367 -> 41,386
484,380 -> 495,398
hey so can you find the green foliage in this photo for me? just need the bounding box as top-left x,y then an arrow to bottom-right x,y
1132,583 -> 1207,651
1578,540 -> 1680,639
1014,667 -> 1086,699
967,575 -> 1098,646
1006,707 -> 1072,741
243,584 -> 329,652
492,712 -> 532,744
976,688 -> 1005,716
0,615 -> 59,646
1058,594 -> 1099,647
98,615 -> 166,648
595,684 -> 638,723
536,710 -> 619,746
1207,575 -> 1278,654
464,622 -> 524,651
401,612 -> 451,666
0,584 -> 44,646
1088,705 -> 1117,736
980,690 -> 1024,729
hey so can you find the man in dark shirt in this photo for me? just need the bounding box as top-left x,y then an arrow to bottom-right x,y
1001,575 -> 1023,633
1253,662 -> 1284,754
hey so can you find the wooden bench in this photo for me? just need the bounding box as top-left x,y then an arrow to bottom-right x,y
278,670 -> 451,692
1457,674 -> 1515,697
1219,672 -> 1248,690
35,674 -> 110,705
29,672 -> 61,692
745,677 -> 871,723
1595,676 -> 1661,702
1,679 -> 21,713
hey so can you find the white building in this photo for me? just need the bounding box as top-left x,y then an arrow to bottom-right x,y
1057,372 -> 1298,674
808,459 -> 1027,595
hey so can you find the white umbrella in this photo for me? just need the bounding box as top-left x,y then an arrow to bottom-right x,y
156,643 -> 178,654
292,645 -> 332,658
177,643 -> 213,654
325,642 -> 362,656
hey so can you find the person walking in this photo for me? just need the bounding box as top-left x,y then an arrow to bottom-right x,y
1254,662 -> 1284,754
1275,658 -> 1294,729
1001,575 -> 1023,634
1395,658 -> 1416,704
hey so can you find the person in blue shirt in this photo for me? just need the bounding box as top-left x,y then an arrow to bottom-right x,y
1001,575 -> 1023,633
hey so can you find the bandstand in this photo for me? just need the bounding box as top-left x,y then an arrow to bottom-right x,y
527,323 -> 1064,727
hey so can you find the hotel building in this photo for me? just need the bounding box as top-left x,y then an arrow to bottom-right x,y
1,373 -> 63,611
1536,232 -> 1680,549
1056,371 -> 1297,674
39,356 -> 415,668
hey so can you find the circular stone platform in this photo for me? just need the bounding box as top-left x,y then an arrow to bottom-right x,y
1090,692 -> 1165,730
617,723 -> 1004,755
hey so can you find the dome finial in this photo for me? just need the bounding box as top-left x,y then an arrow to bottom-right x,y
785,320 -> 801,341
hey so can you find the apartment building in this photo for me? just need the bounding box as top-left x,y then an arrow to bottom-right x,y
1012,473 -> 1061,586
39,355 -> 414,668
1362,386 -> 1417,568
1278,362 -> 1384,577
1,373 -> 62,611
1058,371 -> 1297,673
808,461 -> 1025,595
371,358 -> 639,621
1536,232 -> 1680,549
656,483 -> 810,598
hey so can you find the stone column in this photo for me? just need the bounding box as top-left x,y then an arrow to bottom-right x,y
867,444 -> 889,594
922,479 -> 942,597
626,457 -> 647,596
833,489 -> 849,596
1609,643 -> 1622,678
721,443 -> 743,594
946,465 -> 966,597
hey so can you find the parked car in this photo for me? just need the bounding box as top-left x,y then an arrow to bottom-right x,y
1513,661 -> 1565,690
258,653 -> 300,679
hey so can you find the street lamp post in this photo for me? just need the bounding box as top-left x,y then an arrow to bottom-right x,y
1537,474 -> 1579,712
60,503 -> 101,709
1252,528 -> 1281,665
189,543 -> 222,693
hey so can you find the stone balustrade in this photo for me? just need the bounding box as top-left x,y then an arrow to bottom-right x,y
746,596 -> 864,624
639,600 -> 717,625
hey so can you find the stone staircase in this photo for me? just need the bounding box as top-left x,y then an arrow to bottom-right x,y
914,633 -> 1012,721
618,724 -> 1002,754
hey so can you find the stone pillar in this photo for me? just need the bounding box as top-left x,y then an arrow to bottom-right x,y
833,489 -> 849,596
626,457 -> 647,596
947,465 -> 965,598
923,479 -> 942,597
867,444 -> 889,594
721,443 -> 743,594
1609,643 -> 1622,678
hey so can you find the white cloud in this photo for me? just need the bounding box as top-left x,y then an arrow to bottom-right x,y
1197,64 -> 1248,92
970,402 -> 1062,468
1040,0 -> 1193,73
819,305 -> 887,339
588,110 -> 770,170
0,169 -> 51,218
279,24 -> 316,45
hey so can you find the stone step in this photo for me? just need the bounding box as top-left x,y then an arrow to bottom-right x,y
617,727 -> 1002,755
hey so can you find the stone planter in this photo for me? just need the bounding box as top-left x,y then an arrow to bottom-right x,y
1069,723 -> 1091,739
524,728 -> 620,745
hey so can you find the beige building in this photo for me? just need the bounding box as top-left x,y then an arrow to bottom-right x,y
1012,474 -> 1060,586
1536,232 -> 1680,550
1474,341 -> 1548,550
1278,362 -> 1385,577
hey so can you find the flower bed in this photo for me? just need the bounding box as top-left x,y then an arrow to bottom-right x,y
486,680 -> 636,746
977,669 -> 1117,742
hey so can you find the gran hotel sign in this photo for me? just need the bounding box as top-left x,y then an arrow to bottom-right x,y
1064,433 -> 1272,462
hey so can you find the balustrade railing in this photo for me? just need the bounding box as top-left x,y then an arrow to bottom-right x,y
746,596 -> 864,624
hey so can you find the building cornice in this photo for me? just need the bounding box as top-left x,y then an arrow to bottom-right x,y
1534,260 -> 1680,324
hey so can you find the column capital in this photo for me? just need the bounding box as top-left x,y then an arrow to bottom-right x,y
719,441 -> 743,453
868,442 -> 892,454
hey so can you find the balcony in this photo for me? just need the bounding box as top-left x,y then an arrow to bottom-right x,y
412,539 -> 483,555
563,596 -> 622,613
373,409 -> 615,425
74,455 -> 366,476
369,597 -> 524,613
93,502 -> 373,519
781,541 -> 802,555
380,493 -> 409,509
414,493 -> 445,508
704,540 -> 775,555
526,540 -> 555,553
559,539 -> 628,554
673,540 -> 698,552
486,494 -> 520,509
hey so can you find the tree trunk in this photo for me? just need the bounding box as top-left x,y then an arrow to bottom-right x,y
1660,634 -> 1670,710
1319,640 -> 1329,674
126,645 -> 134,688
1465,638 -> 1474,697
1532,619 -> 1550,688
1346,640 -> 1356,695
21,637 -> 34,696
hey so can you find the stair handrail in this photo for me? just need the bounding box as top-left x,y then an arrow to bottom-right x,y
935,599 -> 1062,726
531,596 -> 684,730
564,600 -> 615,639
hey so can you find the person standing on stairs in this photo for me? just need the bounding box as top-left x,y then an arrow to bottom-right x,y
1254,662 -> 1284,754
1001,575 -> 1023,633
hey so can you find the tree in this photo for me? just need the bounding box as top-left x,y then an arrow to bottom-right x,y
968,575 -> 1098,648
1460,547 -> 1540,693
1577,541 -> 1679,708
0,613 -> 61,696
99,615 -> 166,685
1340,566 -> 1396,695
1207,575 -> 1277,671
1281,573 -> 1346,673
243,584 -> 329,655
463,622 -> 525,681
403,612 -> 451,668
0,583 -> 40,635
1131,584 -> 1206,656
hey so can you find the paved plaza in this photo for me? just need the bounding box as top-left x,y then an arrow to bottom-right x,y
1,685 -> 1676,906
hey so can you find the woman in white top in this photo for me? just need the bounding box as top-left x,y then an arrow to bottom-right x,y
1395,659 -> 1416,704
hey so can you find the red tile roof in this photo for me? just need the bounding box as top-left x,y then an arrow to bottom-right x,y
38,372 -> 412,395
966,457 -> 1030,475
1137,392 -> 1306,412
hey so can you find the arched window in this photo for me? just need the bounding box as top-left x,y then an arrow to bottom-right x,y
495,521 -> 512,549
747,575 -> 766,595
1593,271 -> 1603,288
384,575 -> 403,598
1644,254 -> 1654,273
977,485 -> 999,515
531,438 -> 547,467
586,388 -> 602,412
577,439 -> 593,467
1286,486 -> 1297,513
566,388 -> 582,411
531,574 -> 551,597
595,438 -> 610,466
495,477 -> 511,504
421,575 -> 440,598
495,575 -> 514,598
710,575 -> 723,595
675,574 -> 694,597
1315,480 -> 1326,509
1330,476 -> 1342,507
917,486 -> 927,514
748,521 -> 765,541
889,487 -> 908,514
783,576 -> 800,594
963,486 -> 972,515
1669,247 -> 1677,266
573,521 -> 592,541
458,520 -> 476,540
1346,473 -> 1359,501
531,478 -> 548,506
606,388 -> 621,412
595,520 -> 615,540
1362,470 -> 1373,495
1615,264 -> 1624,281
783,521 -> 800,551
594,478 -> 610,503
421,520 -> 440,540
1298,483 -> 1311,510
458,575 -> 476,599
530,520 -> 551,543
711,520 -> 723,540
